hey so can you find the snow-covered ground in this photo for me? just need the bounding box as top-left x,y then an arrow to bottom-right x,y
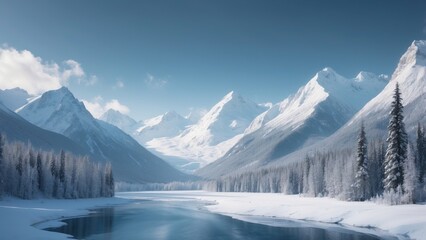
0,196 -> 130,240
1,191 -> 425,240
118,191 -> 426,240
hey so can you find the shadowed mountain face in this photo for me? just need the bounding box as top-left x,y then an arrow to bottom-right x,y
17,87 -> 192,183
0,103 -> 89,156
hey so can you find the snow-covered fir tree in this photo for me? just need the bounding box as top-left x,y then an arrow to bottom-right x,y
368,140 -> 385,196
352,122 -> 369,201
0,133 -> 114,199
383,83 -> 408,192
403,144 -> 418,203
417,123 -> 425,183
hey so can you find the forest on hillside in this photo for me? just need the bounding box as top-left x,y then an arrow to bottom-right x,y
211,84 -> 426,205
0,135 -> 114,199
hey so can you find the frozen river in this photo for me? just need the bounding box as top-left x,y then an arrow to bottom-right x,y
46,199 -> 396,240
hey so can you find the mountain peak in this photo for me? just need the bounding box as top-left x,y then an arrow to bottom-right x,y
355,71 -> 378,81
392,39 -> 426,79
321,67 -> 336,73
221,90 -> 242,103
310,67 -> 347,90
0,87 -> 31,110
103,108 -> 121,116
56,86 -> 73,96
41,86 -> 77,105
100,109 -> 137,131
314,67 -> 343,82
17,87 -> 94,133
162,110 -> 185,121
101,109 -> 133,121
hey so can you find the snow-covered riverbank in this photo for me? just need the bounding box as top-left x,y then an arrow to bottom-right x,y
0,196 -> 131,240
1,191 -> 425,240
118,191 -> 426,240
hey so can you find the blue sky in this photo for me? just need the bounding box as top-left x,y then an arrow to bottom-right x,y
1,0 -> 426,120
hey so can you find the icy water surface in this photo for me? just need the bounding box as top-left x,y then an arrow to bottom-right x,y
46,201 -> 397,240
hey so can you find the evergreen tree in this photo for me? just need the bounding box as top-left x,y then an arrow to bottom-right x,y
29,150 -> 36,168
50,156 -> 57,178
404,144 -> 418,203
16,155 -> 23,177
59,150 -> 66,183
417,123 -> 425,183
384,83 -> 408,192
36,153 -> 43,192
353,122 -> 369,201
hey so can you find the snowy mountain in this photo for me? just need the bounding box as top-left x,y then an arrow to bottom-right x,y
99,109 -> 138,133
145,91 -> 268,169
284,40 -> 426,156
16,87 -> 191,183
197,68 -> 388,178
0,87 -> 32,111
135,111 -> 191,143
0,102 -> 89,155
99,109 -> 196,173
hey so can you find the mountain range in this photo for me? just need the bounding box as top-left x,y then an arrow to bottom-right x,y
197,68 -> 388,178
199,40 -> 426,178
1,40 -> 425,184
15,87 -> 191,183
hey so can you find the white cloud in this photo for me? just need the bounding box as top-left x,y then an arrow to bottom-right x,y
82,96 -> 130,118
0,46 -> 96,95
62,59 -> 84,83
114,80 -> 124,89
85,75 -> 98,86
145,73 -> 168,89
105,99 -> 130,114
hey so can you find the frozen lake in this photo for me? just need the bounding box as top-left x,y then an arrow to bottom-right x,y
45,199 -> 396,240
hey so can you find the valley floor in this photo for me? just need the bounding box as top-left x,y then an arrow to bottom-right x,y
1,191 -> 425,239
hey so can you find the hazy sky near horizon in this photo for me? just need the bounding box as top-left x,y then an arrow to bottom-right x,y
1,0 -> 426,120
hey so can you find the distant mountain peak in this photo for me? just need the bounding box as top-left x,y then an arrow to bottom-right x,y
219,90 -> 244,105
0,87 -> 32,111
310,67 -> 348,90
162,110 -> 183,120
100,109 -> 137,131
355,71 -> 377,81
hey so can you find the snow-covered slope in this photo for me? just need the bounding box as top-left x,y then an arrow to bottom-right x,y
233,40 -> 426,176
146,91 -> 268,168
135,111 -> 191,143
198,68 -> 387,178
0,87 -> 32,111
281,40 -> 426,159
16,87 -> 191,183
0,102 -> 89,156
100,110 -> 195,173
99,109 -> 137,134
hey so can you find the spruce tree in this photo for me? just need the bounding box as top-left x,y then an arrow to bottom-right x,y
36,153 -> 43,192
29,150 -> 36,168
353,122 -> 369,201
417,123 -> 425,183
404,144 -> 418,203
59,150 -> 66,183
383,83 -> 408,192
50,156 -> 57,178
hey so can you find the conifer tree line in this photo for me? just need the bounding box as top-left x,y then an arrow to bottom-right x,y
0,135 -> 114,199
209,83 -> 426,204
